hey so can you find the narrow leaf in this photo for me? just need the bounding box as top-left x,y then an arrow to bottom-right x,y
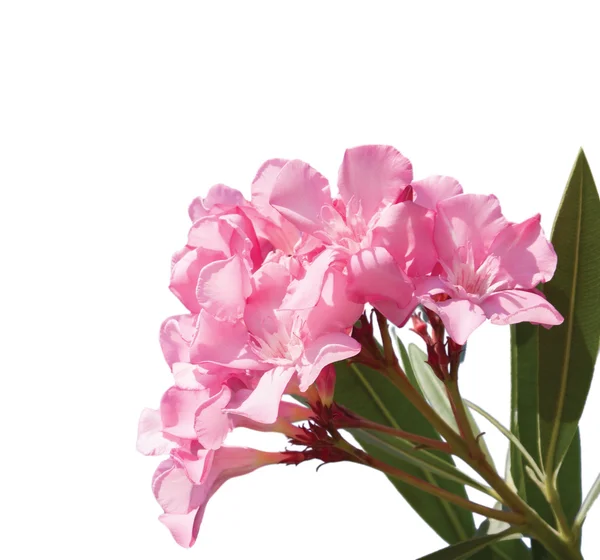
538,149 -> 600,474
334,360 -> 476,543
417,528 -> 518,560
394,333 -> 421,395
354,429 -> 492,495
475,518 -> 531,560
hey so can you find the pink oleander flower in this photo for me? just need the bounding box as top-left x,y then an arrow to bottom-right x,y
157,254 -> 361,450
268,144 -> 462,326
418,193 -> 563,344
153,446 -> 286,548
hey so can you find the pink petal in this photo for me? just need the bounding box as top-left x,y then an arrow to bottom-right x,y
374,298 -> 418,328
196,254 -> 251,322
298,333 -> 361,391
251,158 -> 290,222
435,194 -> 508,270
194,385 -> 233,450
136,408 -> 175,456
189,311 -> 264,370
338,145 -> 413,221
488,215 -> 557,289
160,387 -> 210,440
305,266 -> 363,339
226,366 -> 295,424
347,247 -> 414,307
371,201 -> 437,277
172,448 -> 215,485
411,175 -> 463,211
186,216 -> 232,253
421,297 -> 487,345
244,262 -> 291,336
153,459 -> 196,514
283,248 -> 342,311
170,247 -> 224,312
159,314 -> 196,368
159,509 -> 205,549
203,184 -> 247,210
269,159 -> 332,235
171,363 -> 203,389
481,289 -> 564,326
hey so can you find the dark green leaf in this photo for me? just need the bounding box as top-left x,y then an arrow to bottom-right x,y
510,323 -> 554,530
475,517 -> 531,560
417,528 -> 518,560
557,430 -> 581,525
538,149 -> 600,473
334,360 -> 476,544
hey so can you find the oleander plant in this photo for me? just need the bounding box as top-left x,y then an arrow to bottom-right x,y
137,145 -> 599,559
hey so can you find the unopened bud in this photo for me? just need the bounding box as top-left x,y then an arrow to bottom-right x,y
315,365 -> 336,407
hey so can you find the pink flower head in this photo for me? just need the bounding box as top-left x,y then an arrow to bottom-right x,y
206,259 -> 362,425
267,145 -> 442,324
418,193 -> 563,344
153,446 -> 284,548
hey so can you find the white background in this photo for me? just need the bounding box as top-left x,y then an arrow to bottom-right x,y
1,2 -> 599,558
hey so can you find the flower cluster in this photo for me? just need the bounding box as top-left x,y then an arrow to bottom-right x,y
137,145 -> 562,547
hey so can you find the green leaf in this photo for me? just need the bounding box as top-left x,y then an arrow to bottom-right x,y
408,344 -> 495,469
417,528 -> 519,560
354,429 -> 492,496
538,149 -> 600,474
557,430 -> 582,525
510,323 -> 553,527
510,151 -> 598,556
334,360 -> 476,544
394,333 -> 421,395
475,518 -> 531,560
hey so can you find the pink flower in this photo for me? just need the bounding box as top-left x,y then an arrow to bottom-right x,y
204,259 -> 362,425
153,447 -> 285,548
418,193 -> 563,344
268,145 -> 438,324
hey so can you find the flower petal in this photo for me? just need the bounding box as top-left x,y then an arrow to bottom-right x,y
269,159 -> 332,235
298,333 -> 361,391
371,201 -> 437,277
481,289 -> 564,327
159,314 -> 196,368
226,366 -> 295,424
194,385 -> 233,450
435,194 -> 508,270
488,215 -> 557,289
347,247 -> 414,307
411,175 -> 463,210
374,298 -> 418,328
338,145 -> 413,221
160,387 -> 210,440
159,509 -> 205,549
189,311 -> 263,370
421,297 -> 487,345
136,408 -> 175,456
153,459 -> 196,514
196,254 -> 251,322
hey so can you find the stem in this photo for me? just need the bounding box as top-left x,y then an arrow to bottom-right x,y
367,455 -> 525,525
378,359 -> 582,559
546,474 -> 576,545
350,416 -> 453,454
445,379 -> 583,560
